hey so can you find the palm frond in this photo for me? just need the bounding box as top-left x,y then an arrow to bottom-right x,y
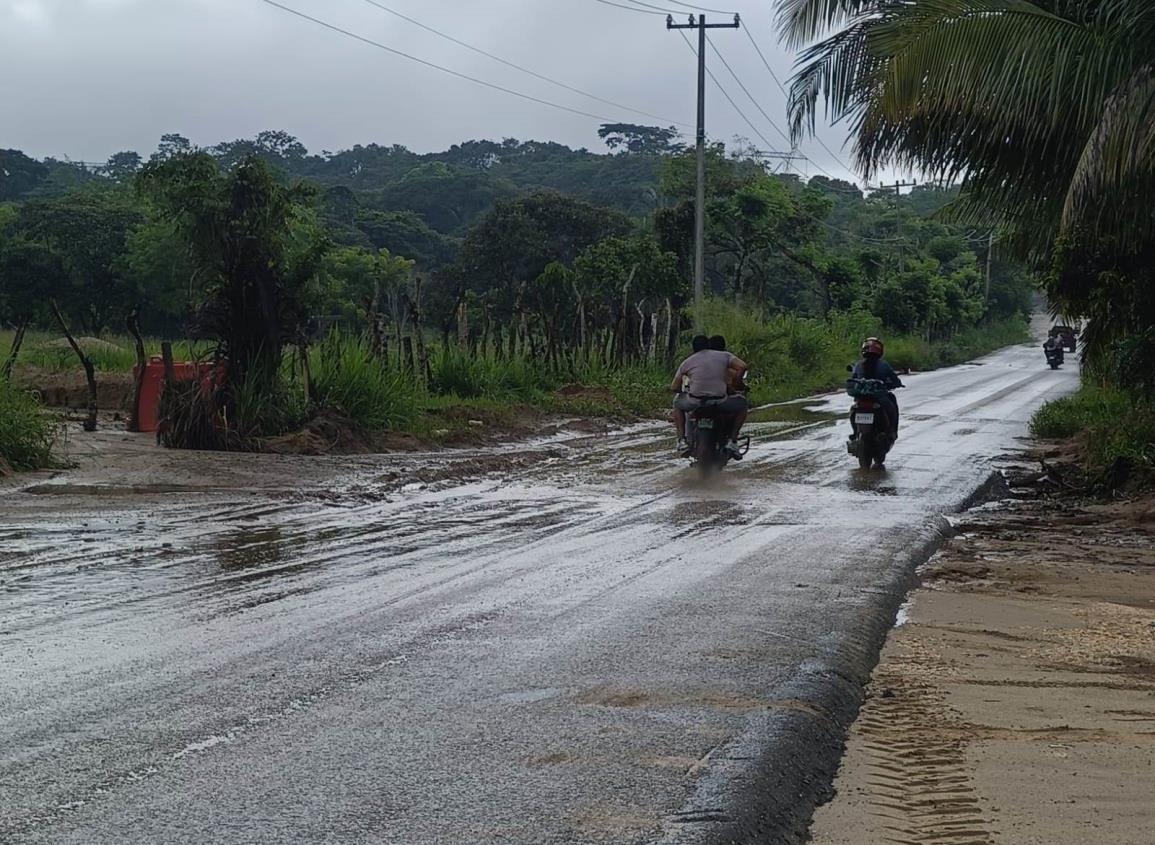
1062,63 -> 1155,241
777,0 -> 878,50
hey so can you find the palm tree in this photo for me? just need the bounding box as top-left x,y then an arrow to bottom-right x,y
778,0 -> 1155,358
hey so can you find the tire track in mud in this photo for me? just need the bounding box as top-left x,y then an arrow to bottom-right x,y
855,671 -> 995,845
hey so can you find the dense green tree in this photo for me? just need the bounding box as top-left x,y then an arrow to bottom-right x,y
354,209 -> 457,269
0,237 -> 67,325
435,192 -> 633,322
138,154 -> 327,381
102,152 -> 143,184
598,124 -> 684,156
151,133 -> 194,162
18,192 -> 142,331
317,246 -> 413,322
780,0 -> 1155,361
0,150 -> 48,201
122,215 -> 200,334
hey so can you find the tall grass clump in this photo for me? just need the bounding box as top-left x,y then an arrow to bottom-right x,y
0,381 -> 57,472
229,372 -> 309,440
312,334 -> 418,431
1032,385 -> 1155,482
690,300 -> 1029,403
429,346 -> 555,400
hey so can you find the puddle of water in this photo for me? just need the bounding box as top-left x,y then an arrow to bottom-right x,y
213,527 -> 288,571
663,500 -> 751,529
747,405 -> 843,427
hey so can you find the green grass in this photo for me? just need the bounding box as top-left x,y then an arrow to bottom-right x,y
1031,385 -> 1155,480
311,334 -> 419,432
0,380 -> 58,472
1,307 -> 1031,451
0,329 -> 206,374
691,301 -> 1030,404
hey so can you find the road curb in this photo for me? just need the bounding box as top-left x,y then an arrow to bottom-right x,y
657,512 -> 966,844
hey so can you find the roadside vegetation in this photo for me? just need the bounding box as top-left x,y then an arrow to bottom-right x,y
1,123 -> 1032,456
780,0 -> 1155,490
1032,385 -> 1155,487
0,380 -> 56,474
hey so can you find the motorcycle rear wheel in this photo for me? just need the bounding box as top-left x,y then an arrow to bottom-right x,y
696,427 -> 718,477
856,426 -> 874,470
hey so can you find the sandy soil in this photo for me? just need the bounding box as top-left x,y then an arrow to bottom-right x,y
809,472 -> 1155,845
14,368 -> 135,412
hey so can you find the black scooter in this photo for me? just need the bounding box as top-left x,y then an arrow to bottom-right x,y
1044,341 -> 1064,370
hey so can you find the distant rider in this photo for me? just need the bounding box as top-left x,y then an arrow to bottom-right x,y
671,335 -> 749,457
851,337 -> 903,438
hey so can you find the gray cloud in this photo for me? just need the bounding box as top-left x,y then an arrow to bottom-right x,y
0,0 -> 866,182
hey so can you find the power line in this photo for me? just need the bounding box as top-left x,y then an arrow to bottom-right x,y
706,34 -> 792,147
590,0 -> 668,15
357,0 -> 687,128
257,0 -> 621,123
741,26 -> 859,180
666,0 -> 740,16
624,0 -> 688,13
680,34 -> 892,244
679,31 -> 779,156
708,33 -> 870,189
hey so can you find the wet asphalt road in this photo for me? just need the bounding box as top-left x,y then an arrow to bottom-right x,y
1,332 -> 1077,844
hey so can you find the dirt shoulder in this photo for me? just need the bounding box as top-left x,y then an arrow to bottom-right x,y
809,472 -> 1155,845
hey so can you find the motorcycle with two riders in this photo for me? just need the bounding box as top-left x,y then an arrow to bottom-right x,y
671,336 -> 751,475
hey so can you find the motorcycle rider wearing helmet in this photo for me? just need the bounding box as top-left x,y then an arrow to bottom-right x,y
671,335 -> 749,457
852,337 -> 903,437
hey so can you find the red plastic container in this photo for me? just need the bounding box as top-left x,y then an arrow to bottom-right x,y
132,358 -> 225,433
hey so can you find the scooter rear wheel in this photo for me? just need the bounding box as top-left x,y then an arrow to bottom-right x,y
696,427 -> 718,477
856,425 -> 875,470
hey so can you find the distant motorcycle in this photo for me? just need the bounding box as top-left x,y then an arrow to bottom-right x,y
1049,324 -> 1078,353
1044,340 -> 1064,370
846,377 -> 897,470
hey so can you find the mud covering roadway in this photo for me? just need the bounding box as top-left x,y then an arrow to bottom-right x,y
1,327 -> 1076,845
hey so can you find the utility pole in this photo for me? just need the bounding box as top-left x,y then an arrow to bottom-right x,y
758,147 -> 807,176
668,13 -> 741,331
875,179 -> 917,273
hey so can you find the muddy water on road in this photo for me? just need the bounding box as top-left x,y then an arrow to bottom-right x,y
1,336 -> 1079,845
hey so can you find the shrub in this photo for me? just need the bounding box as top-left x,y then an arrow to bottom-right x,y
0,381 -> 56,471
429,346 -> 553,400
312,335 -> 418,431
1031,385 -> 1155,480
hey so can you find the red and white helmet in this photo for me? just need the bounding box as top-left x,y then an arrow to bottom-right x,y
861,337 -> 884,358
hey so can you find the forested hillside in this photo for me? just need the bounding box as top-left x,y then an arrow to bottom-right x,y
0,124 -> 1031,342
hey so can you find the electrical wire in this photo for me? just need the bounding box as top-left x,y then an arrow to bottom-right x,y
679,31 -> 780,155
257,0 -> 623,123
741,26 -> 860,184
624,0 -> 691,14
706,34 -> 792,147
589,0 -> 669,15
708,33 -> 872,191
357,0 -> 688,127
665,0 -> 739,16
683,34 -> 897,244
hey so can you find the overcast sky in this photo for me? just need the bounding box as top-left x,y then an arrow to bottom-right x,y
0,0 -> 870,184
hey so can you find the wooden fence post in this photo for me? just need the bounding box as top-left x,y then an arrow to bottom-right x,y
1,317 -> 29,383
125,306 -> 147,432
50,300 -> 97,432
